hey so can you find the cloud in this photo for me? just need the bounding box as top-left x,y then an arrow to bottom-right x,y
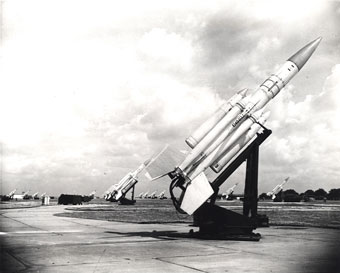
260,64 -> 340,192
138,28 -> 194,72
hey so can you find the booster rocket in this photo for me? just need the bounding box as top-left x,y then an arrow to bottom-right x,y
145,37 -> 321,215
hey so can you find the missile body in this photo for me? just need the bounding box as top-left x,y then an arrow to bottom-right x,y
211,112 -> 270,173
186,110 -> 269,181
178,102 -> 244,175
190,108 -> 267,169
185,89 -> 248,148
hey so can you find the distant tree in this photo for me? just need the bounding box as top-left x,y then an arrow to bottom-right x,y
327,188 -> 340,200
284,189 -> 299,195
259,193 -> 269,200
304,189 -> 315,196
314,188 -> 327,200
283,189 -> 301,202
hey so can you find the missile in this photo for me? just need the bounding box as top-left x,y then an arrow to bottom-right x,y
145,38 -> 321,215
150,191 -> 157,199
267,177 -> 290,199
138,192 -> 144,198
224,182 -> 239,199
158,190 -> 166,199
8,189 -> 17,197
104,159 -> 151,201
32,192 -> 39,198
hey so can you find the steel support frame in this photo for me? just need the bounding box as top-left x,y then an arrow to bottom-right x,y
192,128 -> 272,240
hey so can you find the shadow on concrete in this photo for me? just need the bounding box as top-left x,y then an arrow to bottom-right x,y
105,230 -> 191,240
312,231 -> 340,273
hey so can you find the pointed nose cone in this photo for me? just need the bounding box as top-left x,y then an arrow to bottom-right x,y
288,37 -> 322,70
237,88 -> 248,97
143,158 -> 152,166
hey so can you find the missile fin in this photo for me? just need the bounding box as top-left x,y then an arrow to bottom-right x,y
144,144 -> 185,181
180,172 -> 214,215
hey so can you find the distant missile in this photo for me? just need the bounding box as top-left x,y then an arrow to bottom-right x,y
32,192 -> 39,198
267,177 -> 290,199
8,189 -> 17,198
158,190 -> 166,199
138,192 -> 144,198
145,38 -> 321,215
104,159 -> 151,201
223,182 -> 239,199
150,191 -> 157,199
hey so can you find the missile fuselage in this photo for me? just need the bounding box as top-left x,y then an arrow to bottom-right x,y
185,89 -> 248,148
186,109 -> 269,181
211,112 -> 270,173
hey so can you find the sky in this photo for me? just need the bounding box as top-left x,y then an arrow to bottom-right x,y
0,0 -> 339,197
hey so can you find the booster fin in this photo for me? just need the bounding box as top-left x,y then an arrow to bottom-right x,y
180,172 -> 214,215
145,144 -> 185,181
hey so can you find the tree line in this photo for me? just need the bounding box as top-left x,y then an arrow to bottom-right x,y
259,188 -> 340,201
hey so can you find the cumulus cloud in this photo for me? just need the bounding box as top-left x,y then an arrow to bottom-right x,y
138,28 -> 194,72
260,64 -> 340,192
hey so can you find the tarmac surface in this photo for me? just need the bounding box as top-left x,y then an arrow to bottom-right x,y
1,204 -> 340,273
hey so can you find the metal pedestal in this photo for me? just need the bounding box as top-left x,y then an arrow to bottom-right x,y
192,128 -> 272,240
118,185 -> 136,205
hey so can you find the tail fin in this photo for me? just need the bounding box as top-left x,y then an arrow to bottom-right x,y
145,144 -> 185,181
180,172 -> 214,215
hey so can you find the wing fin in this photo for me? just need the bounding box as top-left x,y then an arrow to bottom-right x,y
180,173 -> 214,215
145,145 -> 185,181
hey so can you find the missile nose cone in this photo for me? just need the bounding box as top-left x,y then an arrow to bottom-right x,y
237,88 -> 248,97
143,158 -> 152,166
288,37 -> 322,70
